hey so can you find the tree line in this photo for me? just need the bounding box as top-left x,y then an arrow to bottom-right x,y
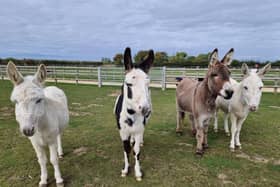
1,50 -> 279,67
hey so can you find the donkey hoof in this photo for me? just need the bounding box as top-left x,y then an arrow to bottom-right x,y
195,149 -> 204,156
176,130 -> 183,136
202,144 -> 209,150
121,170 -> 128,177
59,154 -> 64,159
226,132 -> 230,137
39,184 -> 47,187
235,145 -> 242,149
136,176 -> 142,181
56,182 -> 64,187
140,143 -> 144,147
214,129 -> 218,133
230,148 -> 235,152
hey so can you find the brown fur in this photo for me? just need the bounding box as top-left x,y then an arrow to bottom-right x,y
176,48 -> 234,155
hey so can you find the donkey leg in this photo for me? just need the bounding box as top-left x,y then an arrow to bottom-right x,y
235,118 -> 245,149
203,126 -> 209,150
224,113 -> 230,136
213,109 -> 219,133
139,133 -> 144,147
189,114 -> 196,136
133,134 -> 142,181
230,114 -> 238,151
195,128 -> 204,155
57,134 -> 64,158
49,144 -> 64,186
176,111 -> 184,134
121,136 -> 131,177
31,141 -> 48,187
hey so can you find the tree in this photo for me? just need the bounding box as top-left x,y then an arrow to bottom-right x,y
154,52 -> 168,65
101,57 -> 111,64
169,52 -> 188,64
113,53 -> 123,65
134,50 -> 149,63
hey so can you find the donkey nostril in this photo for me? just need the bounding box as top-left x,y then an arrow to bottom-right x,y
139,106 -> 142,110
226,90 -> 234,97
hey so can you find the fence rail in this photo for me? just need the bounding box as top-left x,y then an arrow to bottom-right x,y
1,65 -> 279,93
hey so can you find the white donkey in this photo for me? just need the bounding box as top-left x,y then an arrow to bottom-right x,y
7,62 -> 69,187
213,63 -> 271,151
114,47 -> 154,181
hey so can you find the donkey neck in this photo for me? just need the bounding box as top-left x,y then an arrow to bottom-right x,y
203,78 -> 218,101
196,79 -> 217,110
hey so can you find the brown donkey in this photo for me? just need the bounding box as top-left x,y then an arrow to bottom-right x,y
176,48 -> 234,155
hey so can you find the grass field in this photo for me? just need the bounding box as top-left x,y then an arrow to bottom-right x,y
0,80 -> 280,187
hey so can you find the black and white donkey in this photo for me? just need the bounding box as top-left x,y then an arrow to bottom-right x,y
114,47 -> 154,181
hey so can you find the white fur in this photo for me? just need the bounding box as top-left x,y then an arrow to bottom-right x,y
117,68 -> 152,180
7,62 -> 69,186
213,64 -> 271,151
214,78 -> 238,135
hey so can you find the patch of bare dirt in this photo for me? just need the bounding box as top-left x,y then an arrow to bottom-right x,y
218,173 -> 237,187
108,91 -> 121,97
176,142 -> 193,147
78,104 -> 103,110
236,152 -> 269,164
272,159 -> 280,165
73,147 -> 89,156
69,111 -> 91,117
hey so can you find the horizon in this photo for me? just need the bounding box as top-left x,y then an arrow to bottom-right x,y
0,0 -> 279,62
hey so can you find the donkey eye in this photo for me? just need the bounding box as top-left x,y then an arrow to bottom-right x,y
259,87 -> 263,90
36,99 -> 42,104
132,76 -> 136,79
244,86 -> 248,90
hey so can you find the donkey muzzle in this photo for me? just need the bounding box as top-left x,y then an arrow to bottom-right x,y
22,126 -> 35,137
223,89 -> 234,100
249,105 -> 257,112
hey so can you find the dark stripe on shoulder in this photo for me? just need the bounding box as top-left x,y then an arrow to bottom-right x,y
115,94 -> 123,129
127,109 -> 136,115
125,118 -> 133,126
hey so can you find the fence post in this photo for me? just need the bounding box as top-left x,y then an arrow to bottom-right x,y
98,66 -> 102,87
76,67 -> 79,85
274,79 -> 278,94
161,66 -> 166,91
0,65 -> 3,80
54,66 -> 58,84
196,66 -> 199,79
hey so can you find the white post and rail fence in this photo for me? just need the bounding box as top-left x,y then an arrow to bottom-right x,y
0,65 -> 279,93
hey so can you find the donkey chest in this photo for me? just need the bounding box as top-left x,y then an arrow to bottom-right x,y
119,114 -> 145,132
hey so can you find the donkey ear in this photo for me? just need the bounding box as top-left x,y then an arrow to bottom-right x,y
35,64 -> 47,83
257,63 -> 271,78
6,61 -> 24,85
124,47 -> 133,71
221,48 -> 234,66
138,50 -> 154,73
241,63 -> 250,76
209,48 -> 219,66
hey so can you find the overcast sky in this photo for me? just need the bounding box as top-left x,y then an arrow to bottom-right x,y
0,0 -> 279,61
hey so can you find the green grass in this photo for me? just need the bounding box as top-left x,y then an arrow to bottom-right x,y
0,80 -> 280,187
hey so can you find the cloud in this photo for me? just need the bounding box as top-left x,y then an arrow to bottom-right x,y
0,0 -> 279,61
